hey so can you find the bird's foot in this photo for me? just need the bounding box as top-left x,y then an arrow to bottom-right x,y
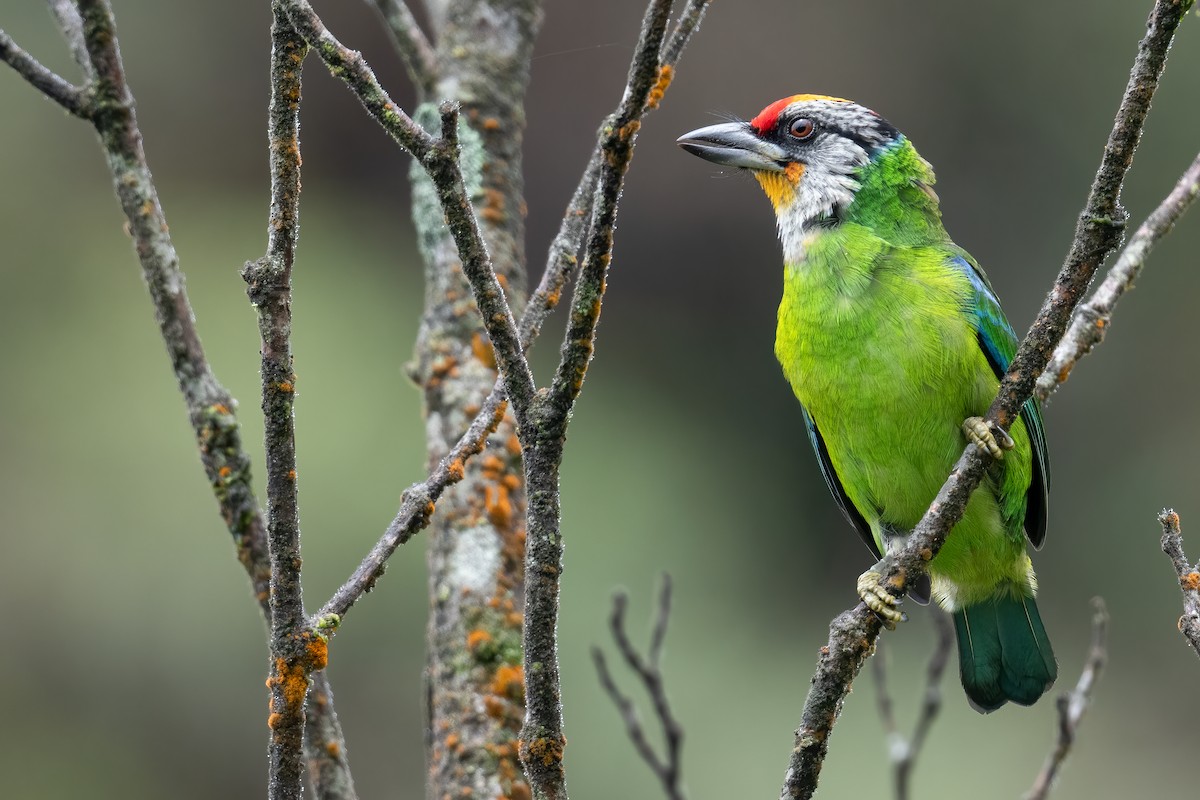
962,416 -> 1014,460
857,568 -> 906,629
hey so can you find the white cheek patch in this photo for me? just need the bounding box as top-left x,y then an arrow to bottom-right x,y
775,134 -> 869,264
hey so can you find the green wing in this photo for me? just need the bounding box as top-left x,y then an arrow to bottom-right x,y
950,254 -> 1050,548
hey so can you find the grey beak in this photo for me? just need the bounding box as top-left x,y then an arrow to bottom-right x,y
676,122 -> 788,172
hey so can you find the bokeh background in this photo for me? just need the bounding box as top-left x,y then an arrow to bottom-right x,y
2,1 -> 1198,798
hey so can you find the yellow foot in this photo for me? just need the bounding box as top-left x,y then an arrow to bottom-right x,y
962,416 -> 1014,460
857,569 -> 906,629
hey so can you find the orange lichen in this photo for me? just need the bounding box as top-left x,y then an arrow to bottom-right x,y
618,119 -> 641,141
483,117 -> 502,131
485,484 -> 513,528
502,474 -> 522,491
218,466 -> 232,478
484,694 -> 507,718
481,455 -> 505,475
267,712 -> 283,729
445,733 -> 460,750
505,434 -> 521,458
325,741 -> 340,758
447,458 -> 466,481
277,381 -> 294,393
1183,571 -> 1200,592
307,637 -> 329,671
523,736 -> 565,767
505,612 -> 523,629
481,188 -> 507,224
646,64 -> 674,109
491,664 -> 524,699
471,333 -> 497,369
211,403 -> 230,415
287,469 -> 297,481
467,629 -> 493,651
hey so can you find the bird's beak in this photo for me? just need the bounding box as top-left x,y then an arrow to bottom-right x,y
676,122 -> 788,172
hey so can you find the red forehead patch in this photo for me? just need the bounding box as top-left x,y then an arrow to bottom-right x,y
749,94 -> 851,133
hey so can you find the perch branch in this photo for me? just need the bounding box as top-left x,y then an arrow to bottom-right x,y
1038,149 -> 1200,400
1025,598 -> 1110,800
871,610 -> 954,800
1157,510 -> 1200,657
779,2 -> 1189,798
368,0 -> 437,96
592,576 -> 686,800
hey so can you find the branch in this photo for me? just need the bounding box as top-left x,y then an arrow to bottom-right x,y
368,0 -> 437,96
1157,509 -> 1200,658
0,27 -> 88,116
779,2 -> 1189,797
1025,598 -> 1110,800
871,610 -> 954,800
592,576 -> 687,800
1038,148 -> 1200,400
519,4 -> 678,798
241,11 -> 313,800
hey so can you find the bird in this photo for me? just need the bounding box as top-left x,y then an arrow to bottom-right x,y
677,94 -> 1056,712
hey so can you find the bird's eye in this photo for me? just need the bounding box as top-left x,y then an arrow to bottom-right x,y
788,118 -> 816,140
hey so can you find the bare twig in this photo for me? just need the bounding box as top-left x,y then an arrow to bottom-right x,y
368,0 -> 437,96
45,0 -> 93,80
241,11 -> 314,800
0,27 -> 88,116
780,3 -> 1189,798
593,577 -> 686,800
1038,149 -> 1200,400
1157,509 -> 1200,658
305,673 -> 357,800
871,610 -> 954,800
1025,598 -> 1110,800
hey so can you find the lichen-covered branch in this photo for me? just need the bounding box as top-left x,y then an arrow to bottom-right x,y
45,0 -> 93,80
1157,510 -> 1200,658
518,4 -> 677,798
368,0 -> 437,96
1038,149 -> 1200,400
240,11 -> 313,799
593,576 -> 687,800
1025,599 -> 1110,800
871,610 -> 954,800
779,3 -> 1190,797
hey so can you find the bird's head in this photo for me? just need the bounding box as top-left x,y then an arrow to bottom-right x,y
678,95 -> 920,244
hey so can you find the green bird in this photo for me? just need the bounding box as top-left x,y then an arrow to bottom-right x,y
677,94 -> 1056,712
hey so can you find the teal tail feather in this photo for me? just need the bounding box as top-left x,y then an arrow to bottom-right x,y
952,594 -> 1057,713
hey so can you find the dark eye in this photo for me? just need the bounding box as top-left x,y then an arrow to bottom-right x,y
788,118 -> 816,140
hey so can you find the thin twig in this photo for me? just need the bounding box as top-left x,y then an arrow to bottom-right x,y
45,0 -> 93,80
368,0 -> 437,96
519,4 -> 676,798
1157,509 -> 1200,658
1025,598 -> 1110,800
779,3 -> 1189,798
0,27 -> 88,116
242,11 -> 312,800
593,576 -> 686,800
870,610 -> 954,800
662,0 -> 711,69
1038,149 -> 1200,400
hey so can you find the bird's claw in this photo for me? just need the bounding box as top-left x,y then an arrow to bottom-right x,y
962,416 -> 1013,460
857,569 -> 906,629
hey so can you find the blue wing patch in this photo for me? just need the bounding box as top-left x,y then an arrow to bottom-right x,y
949,254 -> 1050,548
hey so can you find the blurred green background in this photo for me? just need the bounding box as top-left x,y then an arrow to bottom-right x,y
2,1 -> 1198,798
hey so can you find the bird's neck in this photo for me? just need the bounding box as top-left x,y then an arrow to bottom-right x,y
776,139 -> 947,266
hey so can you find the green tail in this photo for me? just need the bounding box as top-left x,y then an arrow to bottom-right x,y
952,594 -> 1057,713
